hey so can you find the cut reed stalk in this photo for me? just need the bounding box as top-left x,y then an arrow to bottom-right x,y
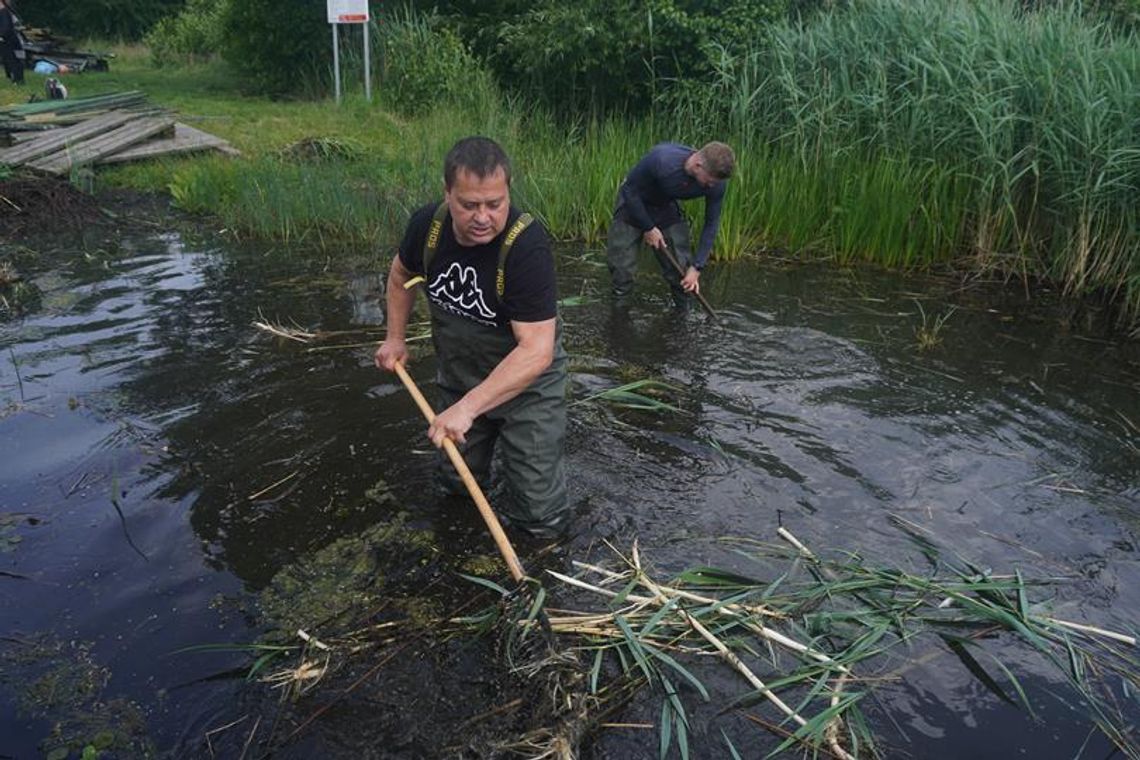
629,543 -> 819,737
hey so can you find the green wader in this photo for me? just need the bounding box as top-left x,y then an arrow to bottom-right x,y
606,202 -> 694,309
430,310 -> 570,536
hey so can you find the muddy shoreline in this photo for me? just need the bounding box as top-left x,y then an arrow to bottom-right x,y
1,178 -> 184,248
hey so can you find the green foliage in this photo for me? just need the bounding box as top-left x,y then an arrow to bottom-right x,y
410,0 -> 792,114
219,0 -> 329,95
489,1 -> 650,111
75,0 -> 1140,331
375,9 -> 495,116
1095,0 -> 1140,29
145,0 -> 229,66
15,0 -> 182,40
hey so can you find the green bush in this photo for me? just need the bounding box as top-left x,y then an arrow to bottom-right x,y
146,0 -> 228,66
376,10 -> 498,116
409,0 -> 792,114
220,0 -> 329,96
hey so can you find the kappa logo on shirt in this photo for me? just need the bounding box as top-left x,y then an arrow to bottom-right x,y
428,262 -> 497,324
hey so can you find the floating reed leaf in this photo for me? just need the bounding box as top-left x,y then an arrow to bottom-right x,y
571,379 -> 686,413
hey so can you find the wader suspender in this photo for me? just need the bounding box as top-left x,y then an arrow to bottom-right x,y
420,202 -> 534,297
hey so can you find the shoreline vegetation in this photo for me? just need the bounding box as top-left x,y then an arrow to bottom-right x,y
2,0 -> 1138,333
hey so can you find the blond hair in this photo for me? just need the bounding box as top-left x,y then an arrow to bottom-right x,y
698,142 -> 735,180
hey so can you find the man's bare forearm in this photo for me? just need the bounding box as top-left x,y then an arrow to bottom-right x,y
453,320 -> 555,419
385,257 -> 417,339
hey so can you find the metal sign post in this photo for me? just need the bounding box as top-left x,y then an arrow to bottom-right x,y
327,0 -> 371,105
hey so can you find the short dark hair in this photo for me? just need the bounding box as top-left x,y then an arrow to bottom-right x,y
699,142 -> 735,180
444,136 -> 512,188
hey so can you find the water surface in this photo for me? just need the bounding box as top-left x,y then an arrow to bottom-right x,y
1,231 -> 1137,758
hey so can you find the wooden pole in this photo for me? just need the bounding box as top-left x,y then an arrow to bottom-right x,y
392,362 -> 527,582
658,244 -> 719,320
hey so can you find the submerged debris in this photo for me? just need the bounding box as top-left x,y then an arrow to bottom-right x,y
0,634 -> 154,758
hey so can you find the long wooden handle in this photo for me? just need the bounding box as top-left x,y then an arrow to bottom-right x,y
393,361 -> 527,582
660,244 -> 719,320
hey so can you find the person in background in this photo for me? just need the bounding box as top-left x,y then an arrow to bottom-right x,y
607,141 -> 735,309
374,136 -> 570,538
0,0 -> 24,86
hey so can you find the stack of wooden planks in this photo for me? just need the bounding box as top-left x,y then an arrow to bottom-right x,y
0,91 -> 239,176
18,26 -> 113,73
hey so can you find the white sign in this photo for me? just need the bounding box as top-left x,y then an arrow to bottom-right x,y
327,0 -> 369,24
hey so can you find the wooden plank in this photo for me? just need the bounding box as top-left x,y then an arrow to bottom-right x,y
97,123 -> 241,165
29,117 -> 176,175
0,110 -> 138,167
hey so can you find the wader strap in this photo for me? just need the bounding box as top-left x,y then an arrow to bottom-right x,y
421,201 -> 450,276
418,204 -> 533,298
497,213 -> 533,297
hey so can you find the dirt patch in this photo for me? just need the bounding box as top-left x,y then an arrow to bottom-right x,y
0,177 -> 107,239
0,176 -> 190,250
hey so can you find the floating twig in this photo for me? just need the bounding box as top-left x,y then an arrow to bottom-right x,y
247,470 -> 299,501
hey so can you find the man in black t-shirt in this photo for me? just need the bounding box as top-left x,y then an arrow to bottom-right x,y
375,136 -> 569,538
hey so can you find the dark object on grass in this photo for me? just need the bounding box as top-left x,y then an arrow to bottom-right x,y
44,76 -> 66,100
14,15 -> 111,73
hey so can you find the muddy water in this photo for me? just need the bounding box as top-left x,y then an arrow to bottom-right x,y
1,230 -> 1137,759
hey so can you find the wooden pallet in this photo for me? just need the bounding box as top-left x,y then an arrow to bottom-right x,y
0,110 -> 138,167
0,109 -> 239,174
97,123 -> 242,165
28,116 -> 177,176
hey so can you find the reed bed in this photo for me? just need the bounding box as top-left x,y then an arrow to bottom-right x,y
692,0 -> 1140,321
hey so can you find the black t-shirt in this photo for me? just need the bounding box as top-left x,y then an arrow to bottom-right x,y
397,202 -> 557,329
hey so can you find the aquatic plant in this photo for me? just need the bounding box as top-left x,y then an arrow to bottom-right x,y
572,379 -> 687,413
0,634 -> 155,758
913,300 -> 957,351
179,509 -> 1139,758
689,0 -> 1140,324
257,512 -> 439,636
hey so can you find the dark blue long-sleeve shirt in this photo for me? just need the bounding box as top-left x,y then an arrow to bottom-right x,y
615,142 -> 727,269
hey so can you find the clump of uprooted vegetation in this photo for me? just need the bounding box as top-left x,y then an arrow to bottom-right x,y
199,510 -> 1139,759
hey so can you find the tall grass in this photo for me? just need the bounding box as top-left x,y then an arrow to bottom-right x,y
513,117 -> 655,244
165,99 -> 514,244
689,0 -> 1140,320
